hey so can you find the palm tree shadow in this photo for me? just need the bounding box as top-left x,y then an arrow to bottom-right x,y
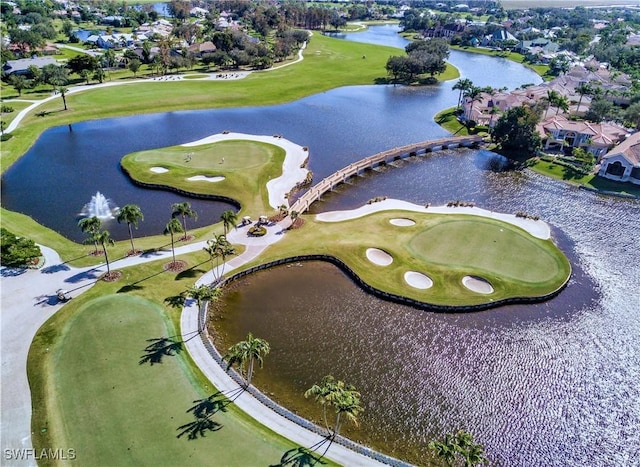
269,447 -> 328,467
176,391 -> 239,440
138,337 -> 183,365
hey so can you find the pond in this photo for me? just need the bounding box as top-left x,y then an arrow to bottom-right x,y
3,25 -> 638,466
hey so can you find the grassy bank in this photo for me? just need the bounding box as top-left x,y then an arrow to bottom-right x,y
28,257 -> 327,466
1,34 -> 403,171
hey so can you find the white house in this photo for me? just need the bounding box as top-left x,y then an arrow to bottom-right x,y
598,132 -> 640,185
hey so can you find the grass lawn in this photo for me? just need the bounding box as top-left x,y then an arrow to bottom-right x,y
2,33 -> 461,171
121,140 -> 286,215
235,210 -> 571,307
529,159 -> 640,197
433,107 -> 472,136
28,260 -> 331,466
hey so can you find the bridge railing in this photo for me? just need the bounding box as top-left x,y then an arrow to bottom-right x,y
290,135 -> 483,214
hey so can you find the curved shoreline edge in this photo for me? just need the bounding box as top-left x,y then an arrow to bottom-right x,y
217,254 -> 571,313
181,300 -> 409,467
120,132 -> 309,211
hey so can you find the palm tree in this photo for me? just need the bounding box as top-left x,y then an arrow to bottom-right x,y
95,229 -> 115,277
116,204 -> 144,255
452,78 -> 473,109
223,332 -> 270,386
219,210 -> 237,235
78,216 -> 102,255
278,204 -> 289,219
59,86 -> 69,111
305,376 -> 362,439
543,89 -> 561,119
332,387 -> 363,439
464,86 -> 484,122
172,202 -> 197,240
575,82 -> 592,113
164,218 -> 184,266
203,234 -> 236,282
183,284 -> 222,332
428,429 -> 489,467
305,375 -> 340,435
555,95 -> 570,116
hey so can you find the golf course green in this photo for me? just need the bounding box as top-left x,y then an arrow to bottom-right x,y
121,139 -> 287,214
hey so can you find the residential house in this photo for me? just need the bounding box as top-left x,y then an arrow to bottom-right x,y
187,41 -> 216,57
424,23 -> 465,39
598,132 -> 640,185
3,57 -> 58,75
86,33 -> 148,49
537,115 -> 629,157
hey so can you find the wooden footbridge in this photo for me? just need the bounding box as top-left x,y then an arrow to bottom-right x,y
290,135 -> 484,214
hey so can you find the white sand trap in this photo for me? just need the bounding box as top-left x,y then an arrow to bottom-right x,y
366,248 -> 393,266
150,167 -> 168,173
187,175 -> 225,183
404,271 -> 433,289
390,218 -> 416,227
462,276 -> 494,294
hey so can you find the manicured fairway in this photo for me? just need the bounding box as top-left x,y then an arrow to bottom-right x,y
121,140 -> 286,213
38,294 -> 302,466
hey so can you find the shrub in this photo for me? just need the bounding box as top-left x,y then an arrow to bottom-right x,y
1,105 -> 14,113
248,225 -> 267,237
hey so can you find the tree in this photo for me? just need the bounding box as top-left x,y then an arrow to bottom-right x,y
95,230 -> 116,277
223,333 -> 270,386
585,97 -> 615,123
8,74 -> 28,96
80,69 -> 92,85
490,105 -> 542,157
305,375 -> 362,439
67,55 -> 99,75
183,285 -> 222,332
128,58 -> 141,77
464,86 -> 484,122
542,89 -> 561,119
0,228 -> 42,267
203,234 -> 236,282
42,64 -> 69,91
93,67 -> 105,84
428,429 -> 489,467
220,210 -> 238,235
453,78 -> 473,110
116,204 -> 144,255
78,216 -> 102,255
59,86 -> 69,111
555,95 -> 569,116
623,102 -> 640,130
172,202 -> 197,240
575,82 -> 592,113
164,218 -> 184,266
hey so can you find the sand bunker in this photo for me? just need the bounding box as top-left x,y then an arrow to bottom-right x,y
150,167 -> 168,173
187,175 -> 225,183
404,271 -> 433,289
366,248 -> 393,266
390,218 -> 416,227
462,275 -> 494,294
